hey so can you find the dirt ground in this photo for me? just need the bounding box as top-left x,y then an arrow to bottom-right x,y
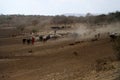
0,37 -> 120,80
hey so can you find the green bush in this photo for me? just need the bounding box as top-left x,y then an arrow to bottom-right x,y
32,29 -> 38,33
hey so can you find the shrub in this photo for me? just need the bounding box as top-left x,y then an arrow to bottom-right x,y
32,29 -> 38,33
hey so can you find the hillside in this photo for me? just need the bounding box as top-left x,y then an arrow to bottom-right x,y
0,11 -> 120,38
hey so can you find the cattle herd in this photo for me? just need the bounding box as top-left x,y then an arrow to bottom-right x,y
22,32 -> 120,45
22,37 -> 35,45
22,34 -> 59,45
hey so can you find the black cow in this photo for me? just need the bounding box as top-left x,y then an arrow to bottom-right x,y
27,39 -> 31,45
22,38 -> 26,44
39,35 -> 44,41
109,33 -> 119,41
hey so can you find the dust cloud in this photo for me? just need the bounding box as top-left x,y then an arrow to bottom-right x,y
72,22 -> 120,41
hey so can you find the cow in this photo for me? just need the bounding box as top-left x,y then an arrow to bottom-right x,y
39,35 -> 44,41
27,39 -> 31,45
22,38 -> 26,44
109,32 -> 120,41
42,35 -> 51,42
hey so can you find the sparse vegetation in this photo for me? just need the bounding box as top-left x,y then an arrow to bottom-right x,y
31,29 -> 38,33
95,57 -> 115,72
51,15 -> 74,26
0,11 -> 120,30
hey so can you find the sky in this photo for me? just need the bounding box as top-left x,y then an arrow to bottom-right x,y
0,0 -> 120,15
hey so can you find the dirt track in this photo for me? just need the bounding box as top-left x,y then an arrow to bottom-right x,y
0,38 -> 119,80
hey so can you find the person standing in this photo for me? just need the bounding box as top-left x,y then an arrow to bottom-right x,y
32,37 -> 35,45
